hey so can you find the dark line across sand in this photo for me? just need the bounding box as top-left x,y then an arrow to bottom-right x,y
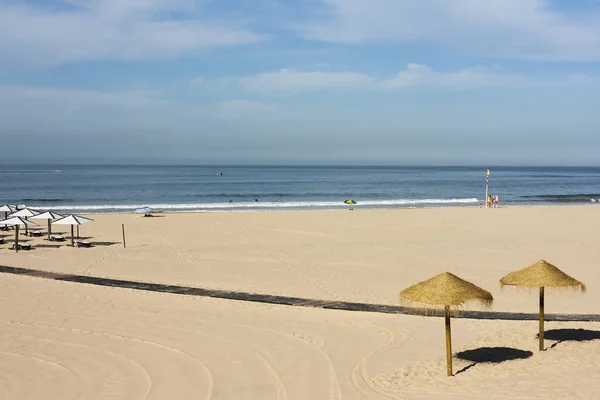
0,265 -> 598,322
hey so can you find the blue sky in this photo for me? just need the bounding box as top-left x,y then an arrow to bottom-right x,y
1,0 -> 600,164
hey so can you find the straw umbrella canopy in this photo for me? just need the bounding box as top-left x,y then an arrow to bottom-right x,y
8,208 -> 39,234
52,215 -> 93,246
400,272 -> 493,376
0,216 -> 38,252
500,260 -> 586,351
31,211 -> 64,240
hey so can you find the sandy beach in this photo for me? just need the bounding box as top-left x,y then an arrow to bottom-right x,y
1,205 -> 599,399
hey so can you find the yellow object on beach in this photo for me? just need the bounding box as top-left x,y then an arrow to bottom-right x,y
400,272 -> 493,377
500,260 -> 586,351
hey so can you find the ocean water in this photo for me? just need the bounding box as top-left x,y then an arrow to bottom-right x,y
1,165 -> 599,214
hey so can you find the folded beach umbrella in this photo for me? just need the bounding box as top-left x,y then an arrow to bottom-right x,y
31,211 -> 64,240
0,216 -> 38,252
52,215 -> 93,247
400,272 -> 493,376
8,208 -> 39,234
500,260 -> 586,351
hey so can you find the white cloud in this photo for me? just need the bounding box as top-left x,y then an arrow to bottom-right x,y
214,64 -> 596,93
233,69 -> 374,92
383,64 -> 596,89
0,0 -> 264,66
301,0 -> 600,61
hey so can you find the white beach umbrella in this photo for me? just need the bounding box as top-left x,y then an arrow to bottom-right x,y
0,216 -> 38,252
0,205 -> 15,219
8,208 -> 39,234
52,215 -> 93,247
9,208 -> 39,218
31,211 -> 64,240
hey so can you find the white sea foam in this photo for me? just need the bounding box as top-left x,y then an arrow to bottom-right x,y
35,198 -> 479,213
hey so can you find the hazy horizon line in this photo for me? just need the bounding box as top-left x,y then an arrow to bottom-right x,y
2,163 -> 599,168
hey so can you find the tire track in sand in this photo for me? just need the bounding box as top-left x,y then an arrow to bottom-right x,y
349,325 -> 413,400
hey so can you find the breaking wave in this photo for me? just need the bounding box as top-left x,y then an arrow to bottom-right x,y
33,198 -> 480,213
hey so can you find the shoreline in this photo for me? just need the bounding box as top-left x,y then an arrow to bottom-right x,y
17,201 -> 600,215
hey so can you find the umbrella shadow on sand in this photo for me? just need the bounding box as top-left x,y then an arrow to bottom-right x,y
455,347 -> 533,374
539,329 -> 600,350
35,244 -> 62,249
91,241 -> 121,247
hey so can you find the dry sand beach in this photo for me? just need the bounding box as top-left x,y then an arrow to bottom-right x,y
0,205 -> 599,399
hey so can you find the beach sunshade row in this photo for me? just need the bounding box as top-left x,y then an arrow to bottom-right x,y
399,261 -> 586,377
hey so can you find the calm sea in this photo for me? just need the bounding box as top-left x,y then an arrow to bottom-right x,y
1,165 -> 599,213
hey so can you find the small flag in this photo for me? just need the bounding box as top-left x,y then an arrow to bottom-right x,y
486,169 -> 490,176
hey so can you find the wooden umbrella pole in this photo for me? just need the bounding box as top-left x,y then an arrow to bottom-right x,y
47,220 -> 51,240
15,225 -> 19,253
539,286 -> 545,351
445,305 -> 453,376
71,225 -> 74,247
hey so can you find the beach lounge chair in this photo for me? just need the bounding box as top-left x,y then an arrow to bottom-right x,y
11,242 -> 32,250
29,230 -> 43,237
75,240 -> 92,248
0,237 -> 4,244
49,234 -> 65,242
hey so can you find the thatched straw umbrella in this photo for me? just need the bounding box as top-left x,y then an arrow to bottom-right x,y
500,260 -> 586,351
400,272 -> 493,376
